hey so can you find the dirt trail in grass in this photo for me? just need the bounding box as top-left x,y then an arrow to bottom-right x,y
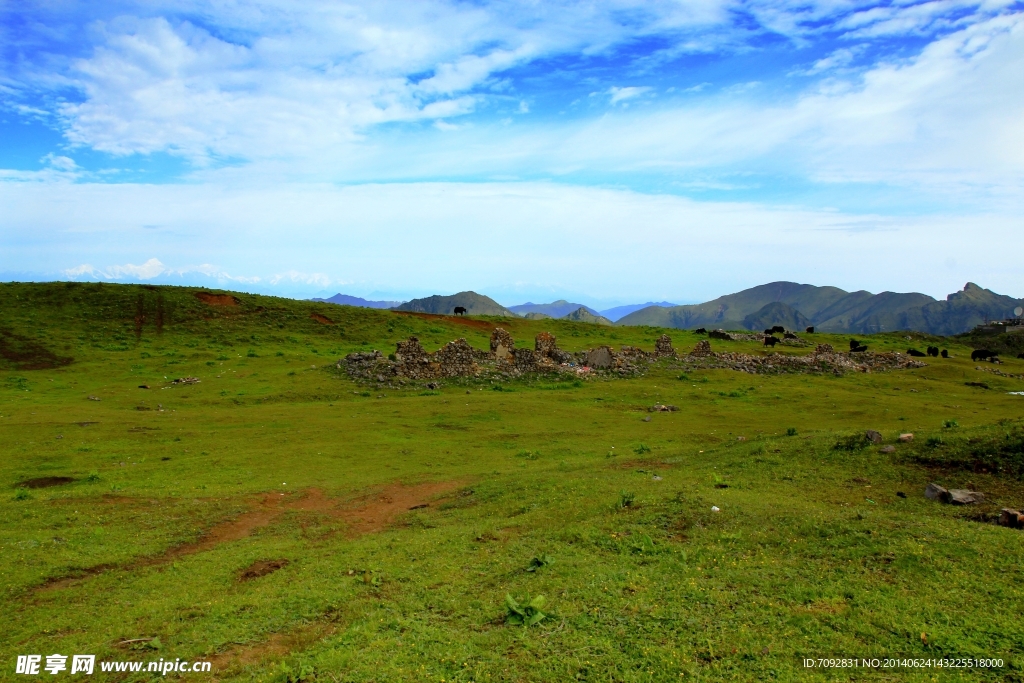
37,481 -> 460,593
201,481 -> 465,676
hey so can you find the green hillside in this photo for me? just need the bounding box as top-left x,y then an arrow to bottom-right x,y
3,282 -> 1024,682
393,290 -> 513,316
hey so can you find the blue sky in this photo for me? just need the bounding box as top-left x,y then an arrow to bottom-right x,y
2,0 -> 1022,305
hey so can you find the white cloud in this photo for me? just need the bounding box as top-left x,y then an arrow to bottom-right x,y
607,86 -> 653,105
6,180 -> 1021,301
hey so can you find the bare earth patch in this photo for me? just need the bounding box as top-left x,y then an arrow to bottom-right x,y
238,559 -> 290,581
309,312 -> 335,325
194,292 -> 241,306
17,476 -> 75,489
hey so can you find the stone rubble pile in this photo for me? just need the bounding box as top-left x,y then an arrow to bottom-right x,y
679,344 -> 926,375
343,327 -> 926,386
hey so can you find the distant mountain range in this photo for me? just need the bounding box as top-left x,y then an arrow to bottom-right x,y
310,293 -> 404,309
312,282 -> 1022,335
508,300 -> 601,318
619,282 -> 1024,335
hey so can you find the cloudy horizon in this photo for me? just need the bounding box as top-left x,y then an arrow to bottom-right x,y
2,0 -> 1022,304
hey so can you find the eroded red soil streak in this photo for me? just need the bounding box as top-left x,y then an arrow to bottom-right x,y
36,482 -> 460,593
338,480 -> 462,536
309,312 -> 335,324
390,310 -> 497,332
194,292 -> 240,306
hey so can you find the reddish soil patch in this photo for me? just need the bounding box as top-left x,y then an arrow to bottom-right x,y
310,312 -> 335,325
194,291 -> 240,306
209,622 -> 337,673
338,480 -> 461,536
391,310 -> 496,332
17,476 -> 75,489
238,559 -> 290,581
0,330 -> 74,370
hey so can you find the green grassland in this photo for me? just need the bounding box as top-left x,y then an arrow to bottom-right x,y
2,282 -> 1024,682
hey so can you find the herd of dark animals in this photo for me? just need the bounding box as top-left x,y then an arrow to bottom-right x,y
451,308 -> 1020,360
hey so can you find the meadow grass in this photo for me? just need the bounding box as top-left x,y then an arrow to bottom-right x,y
2,282 -> 1023,682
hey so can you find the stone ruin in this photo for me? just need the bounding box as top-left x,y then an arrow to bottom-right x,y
342,328 -> 680,386
681,338 -> 924,376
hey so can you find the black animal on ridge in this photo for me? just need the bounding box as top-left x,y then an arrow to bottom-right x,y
927,346 -> 939,357
763,336 -> 780,347
770,325 -> 786,334
907,348 -> 926,357
971,349 -> 995,361
1018,353 -> 1024,359
805,326 -> 814,333
784,332 -> 797,339
941,349 -> 949,358
695,328 -> 707,334
453,306 -> 467,316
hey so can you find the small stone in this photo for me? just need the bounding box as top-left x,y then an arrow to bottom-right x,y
711,506 -> 720,512
865,430 -> 883,444
642,416 -> 652,422
87,395 -> 100,401
880,445 -> 896,453
736,436 -> 746,441
652,475 -> 662,481
898,433 -> 914,442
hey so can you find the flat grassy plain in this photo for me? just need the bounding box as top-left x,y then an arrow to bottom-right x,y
2,282 -> 1024,682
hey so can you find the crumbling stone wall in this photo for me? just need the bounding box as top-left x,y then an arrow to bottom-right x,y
814,343 -> 835,355
654,334 -> 675,357
435,338 -> 479,377
491,328 -> 515,360
587,346 -> 614,368
690,340 -> 713,357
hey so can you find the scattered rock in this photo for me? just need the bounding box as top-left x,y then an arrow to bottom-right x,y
710,506 -> 720,512
138,385 -> 150,389
925,482 -> 984,505
898,433 -> 914,442
170,377 -> 200,385
87,395 -> 100,401
947,489 -> 984,505
736,436 -> 746,441
708,329 -> 731,340
813,344 -> 835,355
865,430 -> 883,444
880,445 -> 896,453
998,508 -> 1024,529
650,404 -> 679,412
642,416 -> 652,422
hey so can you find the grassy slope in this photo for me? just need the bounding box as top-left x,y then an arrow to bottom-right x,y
2,282 -> 1024,682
